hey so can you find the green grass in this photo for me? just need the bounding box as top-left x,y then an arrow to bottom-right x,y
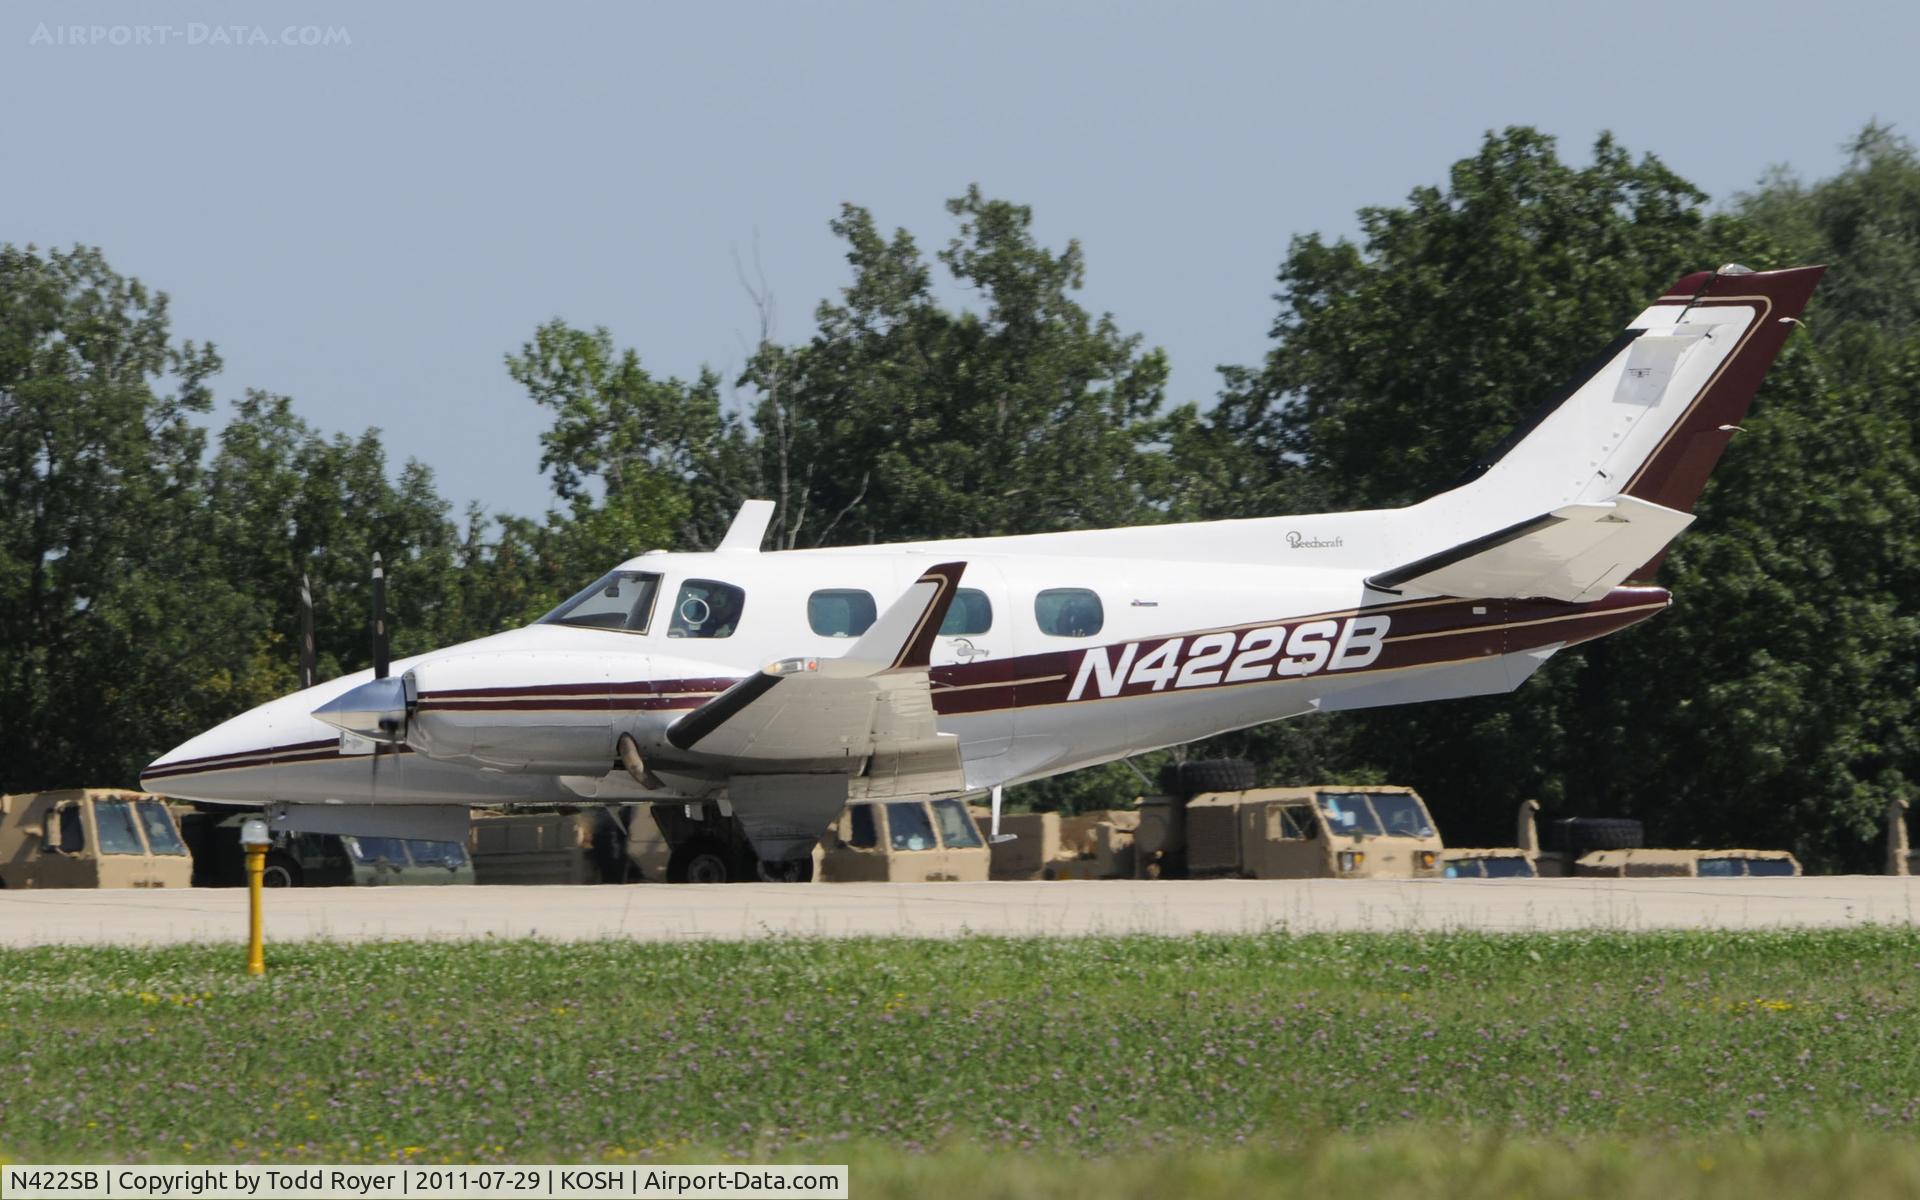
2,930 -> 1919,1187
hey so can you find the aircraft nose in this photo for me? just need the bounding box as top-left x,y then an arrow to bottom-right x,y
140,683 -> 354,802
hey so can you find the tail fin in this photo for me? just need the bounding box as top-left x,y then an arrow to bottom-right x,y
1617,265 -> 1822,514
1383,265 -> 1824,599
1436,264 -> 1823,554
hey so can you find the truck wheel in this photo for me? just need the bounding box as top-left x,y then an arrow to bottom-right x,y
1547,817 -> 1645,853
262,854 -> 303,888
755,857 -> 814,883
668,843 -> 735,884
1166,758 -> 1257,797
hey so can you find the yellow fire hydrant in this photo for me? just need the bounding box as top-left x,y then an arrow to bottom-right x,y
239,816 -> 270,975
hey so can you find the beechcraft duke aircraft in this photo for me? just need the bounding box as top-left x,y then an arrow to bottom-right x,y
145,265 -> 1823,865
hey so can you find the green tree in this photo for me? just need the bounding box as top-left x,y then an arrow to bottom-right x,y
205,391 -> 476,675
506,322 -> 741,559
1191,127 -> 1920,867
0,245 -> 268,790
742,187 -> 1170,545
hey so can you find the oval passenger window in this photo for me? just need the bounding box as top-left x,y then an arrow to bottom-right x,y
1034,588 -> 1103,637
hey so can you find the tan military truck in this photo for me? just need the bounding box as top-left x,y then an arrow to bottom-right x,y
0,789 -> 194,888
1136,784 -> 1445,880
817,798 -> 990,882
178,808 -> 474,887
623,801 -> 819,883
973,809 -> 1139,880
469,807 -> 627,885
1511,800 -> 1802,878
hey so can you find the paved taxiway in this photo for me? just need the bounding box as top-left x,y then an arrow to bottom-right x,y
3,877 -> 1919,944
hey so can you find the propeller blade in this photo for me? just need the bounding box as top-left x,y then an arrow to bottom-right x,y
298,572 -> 317,690
371,553 -> 389,681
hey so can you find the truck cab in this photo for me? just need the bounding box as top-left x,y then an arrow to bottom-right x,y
1137,785 -> 1444,880
819,798 -> 990,882
0,790 -> 194,889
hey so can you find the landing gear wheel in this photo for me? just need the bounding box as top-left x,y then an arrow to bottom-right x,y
261,854 -> 302,888
668,843 -> 735,884
755,857 -> 814,883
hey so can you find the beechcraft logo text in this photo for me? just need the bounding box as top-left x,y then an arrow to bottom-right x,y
1068,616 -> 1390,700
1286,531 -> 1344,549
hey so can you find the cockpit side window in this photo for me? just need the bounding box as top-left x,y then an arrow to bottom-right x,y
538,571 -> 662,633
668,579 -> 746,639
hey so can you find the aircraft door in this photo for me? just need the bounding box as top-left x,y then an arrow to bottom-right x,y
924,559 -> 1013,767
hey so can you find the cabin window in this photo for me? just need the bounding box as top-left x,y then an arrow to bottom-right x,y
1034,588 -> 1104,637
939,588 -> 994,636
886,801 -> 936,852
847,805 -> 877,849
93,800 -> 146,855
1746,857 -> 1796,877
808,589 -> 877,638
136,801 -> 187,856
1267,804 -> 1317,841
538,570 -> 661,633
668,579 -> 746,639
932,799 -> 983,849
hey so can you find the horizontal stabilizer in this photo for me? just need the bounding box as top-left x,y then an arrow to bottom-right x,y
1368,497 -> 1693,602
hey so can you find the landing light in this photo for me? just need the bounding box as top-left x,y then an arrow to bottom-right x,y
768,657 -> 819,676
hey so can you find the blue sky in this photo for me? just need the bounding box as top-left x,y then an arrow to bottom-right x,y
4,0 -> 1911,520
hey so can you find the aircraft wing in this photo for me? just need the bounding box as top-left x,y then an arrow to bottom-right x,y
663,562 -> 966,796
1368,497 -> 1693,603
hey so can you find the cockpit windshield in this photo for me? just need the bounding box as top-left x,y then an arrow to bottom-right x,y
538,571 -> 661,633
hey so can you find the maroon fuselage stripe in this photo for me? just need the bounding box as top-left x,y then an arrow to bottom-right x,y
146,588 -> 1669,779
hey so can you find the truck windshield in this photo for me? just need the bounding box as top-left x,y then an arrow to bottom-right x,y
345,836 -> 411,865
538,570 -> 661,633
931,799 -> 982,848
136,801 -> 188,855
1366,791 -> 1436,838
406,839 -> 467,868
1316,792 -> 1383,838
886,802 -> 936,851
93,800 -> 147,855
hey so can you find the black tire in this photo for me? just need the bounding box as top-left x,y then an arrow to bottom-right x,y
261,853 -> 303,888
668,842 -> 735,884
755,857 -> 814,883
1165,758 -> 1257,797
1547,817 -> 1645,853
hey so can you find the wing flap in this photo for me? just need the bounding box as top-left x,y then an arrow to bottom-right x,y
1369,497 -> 1693,602
664,563 -> 966,772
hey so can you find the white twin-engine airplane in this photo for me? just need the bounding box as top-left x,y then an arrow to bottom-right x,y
145,265 -> 1822,864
